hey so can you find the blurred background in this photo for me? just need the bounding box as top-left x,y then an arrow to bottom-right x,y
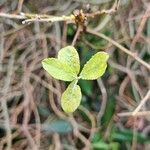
0,0 -> 150,149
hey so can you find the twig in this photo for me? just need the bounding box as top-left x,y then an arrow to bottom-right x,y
69,115 -> 91,149
16,0 -> 24,13
131,117 -> 137,150
97,78 -> 107,126
0,130 -> 21,149
30,73 -> 61,95
62,22 -> 68,47
0,3 -> 117,25
0,54 -> 15,150
22,15 -> 75,24
0,12 -> 75,23
130,5 -> 150,51
132,90 -> 150,115
127,4 -> 150,68
86,9 -> 115,18
71,26 -> 82,46
87,28 -> 150,71
117,91 -> 150,117
53,133 -> 61,150
117,111 -> 150,117
110,59 -> 144,101
78,105 -> 96,139
0,12 -> 26,19
86,0 -> 118,18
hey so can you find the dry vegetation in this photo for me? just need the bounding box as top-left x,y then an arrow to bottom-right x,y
0,0 -> 150,150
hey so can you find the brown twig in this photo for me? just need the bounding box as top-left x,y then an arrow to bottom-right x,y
132,90 -> 150,115
78,105 -> 96,139
97,78 -> 107,126
117,111 -> 150,117
0,3 -> 117,25
0,54 -> 15,150
87,28 -> 150,71
130,5 -> 150,51
127,4 -> 150,68
71,26 -> 82,46
16,0 -> 24,13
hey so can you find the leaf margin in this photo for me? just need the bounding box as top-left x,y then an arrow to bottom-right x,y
61,80 -> 82,113
79,52 -> 109,80
58,46 -> 80,74
42,58 -> 77,81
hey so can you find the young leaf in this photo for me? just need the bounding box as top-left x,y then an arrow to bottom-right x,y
80,52 -> 109,80
58,46 -> 80,74
61,81 -> 81,113
42,58 -> 77,81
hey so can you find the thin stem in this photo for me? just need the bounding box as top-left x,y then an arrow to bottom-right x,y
97,78 -> 107,126
0,12 -> 26,19
22,15 -> 75,24
132,90 -> 150,115
87,28 -> 150,71
118,111 -> 150,117
0,3 -> 116,24
72,26 -> 82,46
1,54 -> 14,150
73,78 -> 79,89
0,12 -> 75,24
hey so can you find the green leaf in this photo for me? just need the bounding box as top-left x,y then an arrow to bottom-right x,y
79,80 -> 93,96
58,46 -> 80,74
42,58 -> 77,81
101,98 -> 116,127
80,52 -> 109,80
111,128 -> 148,144
92,141 -> 119,150
61,81 -> 81,113
92,141 -> 110,149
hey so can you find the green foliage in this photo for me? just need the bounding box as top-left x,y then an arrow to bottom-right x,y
111,128 -> 148,144
42,58 -> 77,81
58,46 -> 80,74
79,80 -> 93,96
61,81 -> 81,113
42,46 -> 109,112
80,52 -> 109,80
101,98 -> 116,127
92,141 -> 119,150
91,126 -> 149,150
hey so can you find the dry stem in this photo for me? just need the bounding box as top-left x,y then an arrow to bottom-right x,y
87,28 -> 150,71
